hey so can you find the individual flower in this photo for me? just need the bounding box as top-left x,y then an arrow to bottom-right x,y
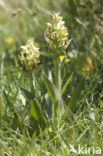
6,37 -> 14,44
59,55 -> 70,63
59,55 -> 65,61
18,38 -> 40,71
45,13 -> 70,56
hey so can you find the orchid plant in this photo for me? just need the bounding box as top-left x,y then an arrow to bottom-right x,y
18,13 -> 83,134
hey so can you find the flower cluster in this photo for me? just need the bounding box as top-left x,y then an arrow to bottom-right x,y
19,38 -> 40,71
45,13 -> 70,55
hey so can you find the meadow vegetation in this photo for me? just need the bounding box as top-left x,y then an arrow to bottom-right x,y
0,0 -> 103,155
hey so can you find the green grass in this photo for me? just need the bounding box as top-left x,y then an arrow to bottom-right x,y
0,0 -> 103,155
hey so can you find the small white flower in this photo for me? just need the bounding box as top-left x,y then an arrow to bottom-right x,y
47,23 -> 52,27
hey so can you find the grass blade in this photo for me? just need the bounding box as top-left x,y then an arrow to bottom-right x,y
69,78 -> 84,111
61,73 -> 73,95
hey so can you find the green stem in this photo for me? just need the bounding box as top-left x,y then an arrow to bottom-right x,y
53,57 -> 61,126
54,58 -> 61,91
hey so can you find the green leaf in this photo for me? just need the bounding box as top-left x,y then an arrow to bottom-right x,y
19,86 -> 34,101
67,39 -> 72,46
30,101 -> 38,121
61,73 -> 73,95
43,74 -> 56,104
43,74 -> 61,122
69,78 -> 84,111
30,98 -> 42,121
20,86 -> 43,120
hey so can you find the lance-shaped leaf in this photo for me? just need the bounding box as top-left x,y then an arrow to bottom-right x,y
61,73 -> 73,95
43,74 -> 56,104
30,98 -> 43,121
